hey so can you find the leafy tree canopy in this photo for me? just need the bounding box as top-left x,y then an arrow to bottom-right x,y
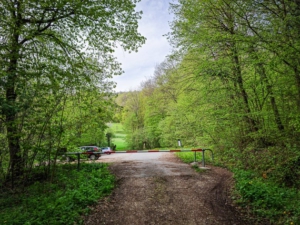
0,0 -> 145,183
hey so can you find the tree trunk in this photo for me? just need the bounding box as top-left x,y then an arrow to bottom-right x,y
294,67 -> 300,111
232,46 -> 258,133
249,44 -> 284,131
257,62 -> 284,131
6,59 -> 23,183
5,7 -> 23,183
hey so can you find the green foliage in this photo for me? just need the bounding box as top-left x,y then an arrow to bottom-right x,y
107,123 -> 129,150
0,163 -> 114,225
175,152 -> 202,164
175,151 -> 214,165
0,0 -> 145,185
270,156 -> 300,188
61,91 -> 115,148
233,169 -> 300,225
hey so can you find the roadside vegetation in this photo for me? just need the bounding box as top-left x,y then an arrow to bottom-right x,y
176,152 -> 300,224
233,169 -> 300,225
176,152 -> 201,164
0,163 -> 115,225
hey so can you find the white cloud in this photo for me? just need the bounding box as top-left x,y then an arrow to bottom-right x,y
112,0 -> 175,92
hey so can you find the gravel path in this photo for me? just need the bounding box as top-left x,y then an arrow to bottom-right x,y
83,153 -> 257,225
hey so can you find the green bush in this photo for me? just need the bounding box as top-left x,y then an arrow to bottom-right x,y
233,169 -> 300,225
0,163 -> 115,225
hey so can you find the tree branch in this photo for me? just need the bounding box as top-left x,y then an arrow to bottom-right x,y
22,10 -> 74,25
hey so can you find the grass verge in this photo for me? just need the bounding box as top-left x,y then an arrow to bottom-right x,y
175,151 -> 213,164
0,163 -> 115,225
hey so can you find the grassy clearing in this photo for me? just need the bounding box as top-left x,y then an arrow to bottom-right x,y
108,123 -> 129,150
0,163 -> 115,225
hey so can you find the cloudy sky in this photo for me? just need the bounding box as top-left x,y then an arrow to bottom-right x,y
113,0 -> 175,92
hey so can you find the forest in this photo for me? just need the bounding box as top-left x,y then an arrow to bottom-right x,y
117,0 -> 300,223
119,0 -> 300,184
1,0 -> 300,224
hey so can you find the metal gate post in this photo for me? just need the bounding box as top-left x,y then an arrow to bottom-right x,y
202,149 -> 205,167
205,149 -> 214,162
77,153 -> 80,171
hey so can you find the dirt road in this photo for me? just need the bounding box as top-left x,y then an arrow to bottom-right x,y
84,153 -> 254,225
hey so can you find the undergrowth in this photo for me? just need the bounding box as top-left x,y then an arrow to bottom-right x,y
0,163 -> 115,225
175,151 -> 213,164
233,169 -> 300,225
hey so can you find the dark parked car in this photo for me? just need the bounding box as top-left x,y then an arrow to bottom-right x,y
80,146 -> 101,160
